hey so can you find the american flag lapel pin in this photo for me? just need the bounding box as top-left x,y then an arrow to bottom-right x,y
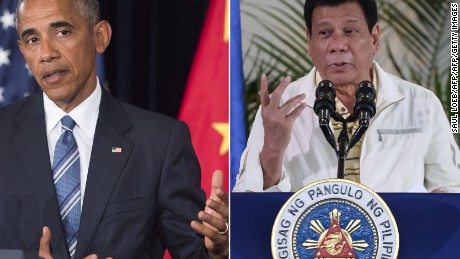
112,147 -> 122,153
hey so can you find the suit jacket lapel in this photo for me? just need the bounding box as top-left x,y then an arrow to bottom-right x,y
75,90 -> 134,258
11,95 -> 69,258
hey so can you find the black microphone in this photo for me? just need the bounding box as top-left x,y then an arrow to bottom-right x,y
314,80 -> 337,150
347,80 -> 376,151
354,80 -> 376,125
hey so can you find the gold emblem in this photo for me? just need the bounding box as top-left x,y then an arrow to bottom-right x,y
271,179 -> 399,259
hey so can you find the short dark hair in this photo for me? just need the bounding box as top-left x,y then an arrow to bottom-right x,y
304,0 -> 378,34
73,0 -> 101,27
17,0 -> 101,29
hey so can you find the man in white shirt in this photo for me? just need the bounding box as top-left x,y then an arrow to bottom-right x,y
233,0 -> 460,193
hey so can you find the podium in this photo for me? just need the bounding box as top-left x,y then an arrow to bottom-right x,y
231,192 -> 460,259
0,250 -> 38,259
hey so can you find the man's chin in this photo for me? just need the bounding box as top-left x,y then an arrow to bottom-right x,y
42,89 -> 72,103
327,77 -> 358,88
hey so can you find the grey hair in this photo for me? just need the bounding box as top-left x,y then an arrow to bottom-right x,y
16,0 -> 101,29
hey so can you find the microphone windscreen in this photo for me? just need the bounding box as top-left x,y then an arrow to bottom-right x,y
314,80 -> 336,115
354,80 -> 376,118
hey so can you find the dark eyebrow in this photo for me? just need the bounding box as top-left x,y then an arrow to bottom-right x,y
20,28 -> 37,40
49,21 -> 76,29
20,21 -> 75,41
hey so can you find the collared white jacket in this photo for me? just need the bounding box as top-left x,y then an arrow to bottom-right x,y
233,62 -> 460,193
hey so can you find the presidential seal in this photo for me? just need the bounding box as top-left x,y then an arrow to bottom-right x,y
272,179 -> 399,259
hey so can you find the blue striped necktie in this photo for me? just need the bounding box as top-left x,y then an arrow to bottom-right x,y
52,115 -> 81,258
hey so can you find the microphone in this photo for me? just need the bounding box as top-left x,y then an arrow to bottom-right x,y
354,80 -> 376,125
314,80 -> 337,150
347,80 -> 376,151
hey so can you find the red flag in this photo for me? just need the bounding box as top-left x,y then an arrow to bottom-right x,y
179,0 -> 229,197
163,1 -> 228,258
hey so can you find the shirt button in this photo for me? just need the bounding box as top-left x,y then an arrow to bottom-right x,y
341,107 -> 346,112
348,129 -> 353,134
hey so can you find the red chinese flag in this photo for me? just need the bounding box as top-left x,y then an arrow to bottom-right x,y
165,2 -> 228,257
179,0 -> 229,197
165,1 -> 229,257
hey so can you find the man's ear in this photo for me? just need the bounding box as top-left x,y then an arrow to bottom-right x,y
93,20 -> 112,54
371,24 -> 380,55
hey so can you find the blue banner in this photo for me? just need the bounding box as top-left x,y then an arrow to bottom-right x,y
230,0 -> 246,190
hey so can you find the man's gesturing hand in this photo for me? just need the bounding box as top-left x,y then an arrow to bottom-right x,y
259,75 -> 306,189
39,226 -> 113,259
191,170 -> 229,259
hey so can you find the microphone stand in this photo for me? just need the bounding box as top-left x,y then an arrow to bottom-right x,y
331,112 -> 356,179
315,80 -> 376,179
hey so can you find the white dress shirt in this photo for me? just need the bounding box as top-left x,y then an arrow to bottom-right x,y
44,81 -> 102,206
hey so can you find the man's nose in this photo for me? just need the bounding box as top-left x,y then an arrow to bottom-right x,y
39,39 -> 60,62
329,33 -> 348,53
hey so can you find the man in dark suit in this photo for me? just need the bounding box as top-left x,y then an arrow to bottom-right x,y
0,0 -> 228,258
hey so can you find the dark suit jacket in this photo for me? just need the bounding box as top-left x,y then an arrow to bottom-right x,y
0,88 -> 208,258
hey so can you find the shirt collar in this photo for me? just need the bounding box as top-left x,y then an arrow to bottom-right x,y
44,79 -> 102,139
